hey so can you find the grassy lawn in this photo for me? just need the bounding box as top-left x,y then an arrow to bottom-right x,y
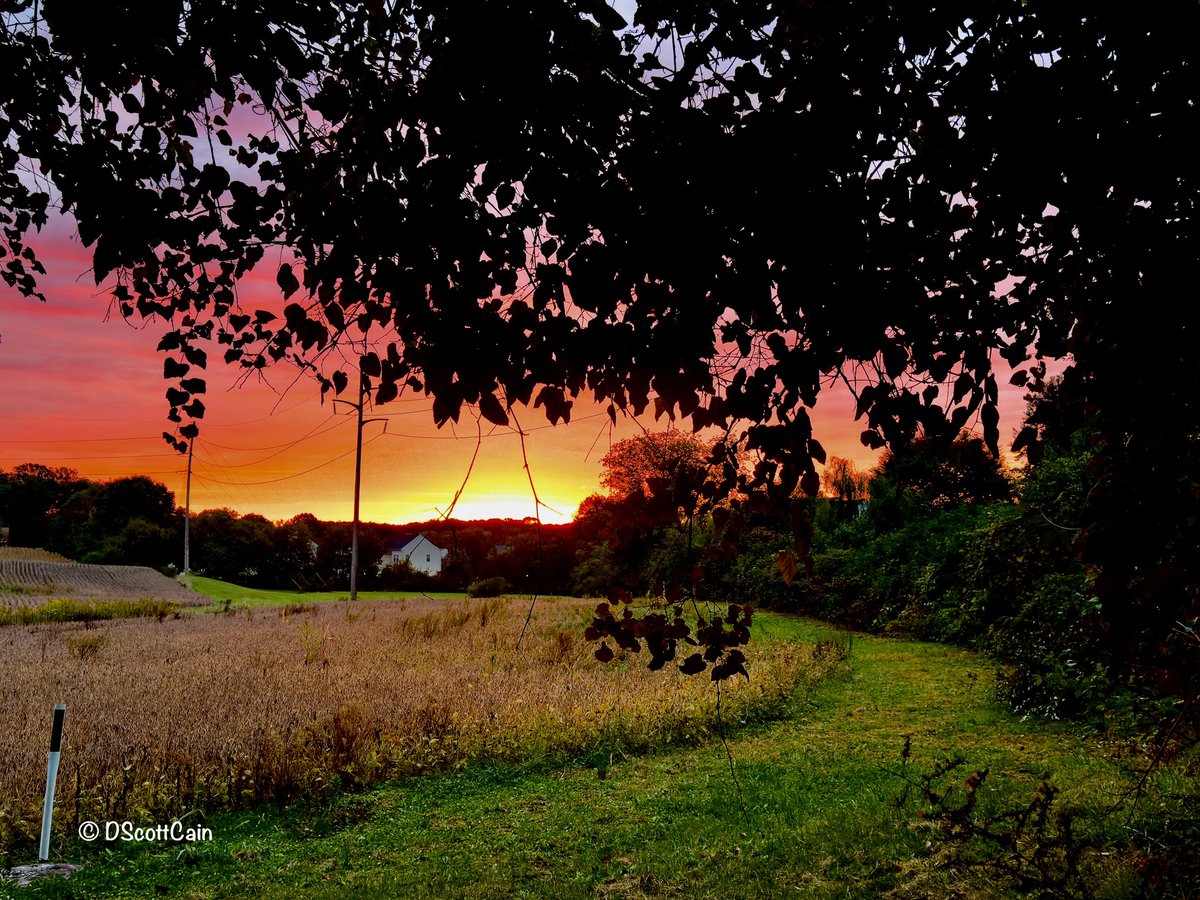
184,575 -> 466,609
6,616 -> 1177,899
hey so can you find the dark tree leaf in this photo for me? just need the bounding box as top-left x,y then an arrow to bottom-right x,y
163,358 -> 189,379
375,380 -> 398,405
479,392 -> 509,426
276,263 -> 300,299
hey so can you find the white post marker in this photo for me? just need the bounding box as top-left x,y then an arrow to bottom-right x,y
38,704 -> 66,862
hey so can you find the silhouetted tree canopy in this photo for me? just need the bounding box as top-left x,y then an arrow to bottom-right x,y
2,2 -> 1196,683
56,475 -> 178,564
599,431 -> 712,504
0,464 -> 87,547
820,457 -> 868,503
571,432 -> 713,596
873,433 -> 1012,511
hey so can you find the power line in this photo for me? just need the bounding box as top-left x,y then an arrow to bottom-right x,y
189,433 -> 383,487
191,441 -> 272,513
0,394 -> 319,429
198,414 -> 349,453
46,468 -> 187,479
200,394 -> 314,425
0,435 -> 162,444
0,452 -> 179,462
373,406 -> 438,418
1,414 -> 174,424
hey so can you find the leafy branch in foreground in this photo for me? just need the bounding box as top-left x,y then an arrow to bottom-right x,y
585,598 -> 753,682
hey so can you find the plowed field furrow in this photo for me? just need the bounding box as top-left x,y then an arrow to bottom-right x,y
0,559 -> 209,607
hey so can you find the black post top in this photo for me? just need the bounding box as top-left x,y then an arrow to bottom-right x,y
49,704 -> 65,753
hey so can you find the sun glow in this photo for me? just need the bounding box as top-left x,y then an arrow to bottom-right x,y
364,495 -> 577,525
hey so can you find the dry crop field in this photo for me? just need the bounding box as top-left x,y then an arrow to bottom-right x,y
0,597 -> 829,854
0,557 -> 208,609
0,548 -> 72,563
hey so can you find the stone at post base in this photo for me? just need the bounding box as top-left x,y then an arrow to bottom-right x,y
1,863 -> 82,887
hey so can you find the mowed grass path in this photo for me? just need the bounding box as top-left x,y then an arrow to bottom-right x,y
12,618 -> 1140,899
185,575 -> 466,608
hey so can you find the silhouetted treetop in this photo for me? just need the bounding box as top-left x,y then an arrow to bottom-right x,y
599,432 -> 712,502
873,433 -> 1013,511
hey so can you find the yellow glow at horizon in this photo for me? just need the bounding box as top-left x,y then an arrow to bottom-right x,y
361,495 -> 578,525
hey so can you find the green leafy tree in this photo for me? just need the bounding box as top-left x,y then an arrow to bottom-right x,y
313,522 -> 389,591
109,516 -> 179,569
572,433 -> 714,596
270,518 -> 318,589
190,508 -> 249,583
598,432 -> 713,506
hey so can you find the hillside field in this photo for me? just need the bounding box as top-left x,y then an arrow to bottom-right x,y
0,552 -> 207,609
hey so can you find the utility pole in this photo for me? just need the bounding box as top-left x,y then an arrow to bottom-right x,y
349,375 -> 366,612
183,440 -> 194,577
335,372 -> 385,617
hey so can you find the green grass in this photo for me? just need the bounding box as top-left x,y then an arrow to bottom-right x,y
6,616 -> 1183,899
185,575 -> 465,609
0,597 -> 180,627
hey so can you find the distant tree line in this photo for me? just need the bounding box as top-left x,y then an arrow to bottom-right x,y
0,466 -> 576,592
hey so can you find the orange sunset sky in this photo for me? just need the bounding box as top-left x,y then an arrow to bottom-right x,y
0,216 -> 1033,525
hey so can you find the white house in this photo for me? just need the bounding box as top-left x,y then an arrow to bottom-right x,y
381,534 -> 448,576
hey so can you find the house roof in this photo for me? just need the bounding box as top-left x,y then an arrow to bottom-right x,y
388,533 -> 418,551
388,533 -> 446,554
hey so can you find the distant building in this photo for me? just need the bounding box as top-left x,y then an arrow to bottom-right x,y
380,534 -> 448,576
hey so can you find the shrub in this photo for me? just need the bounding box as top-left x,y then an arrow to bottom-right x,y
467,576 -> 509,598
377,560 -> 434,592
801,504 -> 1007,636
706,527 -> 802,609
65,632 -> 108,659
988,572 -> 1123,724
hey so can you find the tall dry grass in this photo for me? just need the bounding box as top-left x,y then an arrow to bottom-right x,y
0,598 -> 833,853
